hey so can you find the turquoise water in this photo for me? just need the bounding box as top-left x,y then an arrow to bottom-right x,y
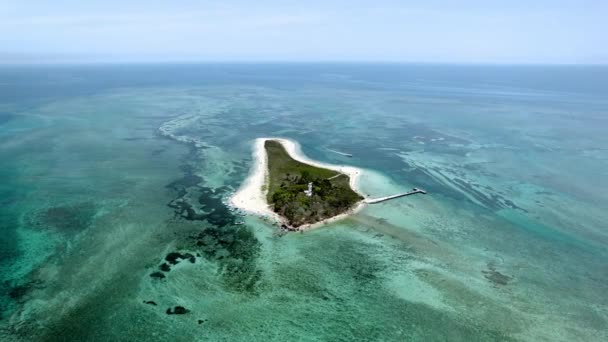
0,64 -> 607,341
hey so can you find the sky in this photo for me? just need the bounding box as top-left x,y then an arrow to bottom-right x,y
0,0 -> 606,64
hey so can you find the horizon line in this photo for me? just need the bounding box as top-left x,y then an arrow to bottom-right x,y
1,60 -> 607,67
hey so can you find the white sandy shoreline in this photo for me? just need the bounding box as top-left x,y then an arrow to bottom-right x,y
230,137 -> 366,230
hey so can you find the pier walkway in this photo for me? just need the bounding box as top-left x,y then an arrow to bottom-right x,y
365,188 -> 427,204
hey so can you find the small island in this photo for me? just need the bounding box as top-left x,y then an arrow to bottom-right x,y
230,138 -> 366,230
265,140 -> 363,227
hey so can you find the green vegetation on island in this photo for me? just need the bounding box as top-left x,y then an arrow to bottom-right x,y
265,140 -> 363,227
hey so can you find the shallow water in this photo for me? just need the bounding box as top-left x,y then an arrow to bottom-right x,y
0,64 -> 607,341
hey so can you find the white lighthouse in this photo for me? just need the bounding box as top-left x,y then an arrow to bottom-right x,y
304,182 -> 313,197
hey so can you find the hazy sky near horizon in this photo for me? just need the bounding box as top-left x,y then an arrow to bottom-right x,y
1,0 -> 606,64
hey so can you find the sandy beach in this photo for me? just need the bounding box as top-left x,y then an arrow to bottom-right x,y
230,137 -> 366,230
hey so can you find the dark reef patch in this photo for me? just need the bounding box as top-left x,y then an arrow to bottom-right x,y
197,188 -> 234,227
482,263 -> 512,287
164,252 -> 195,266
166,162 -> 238,225
7,279 -> 42,301
165,252 -> 190,265
8,285 -> 29,300
150,272 -> 165,279
155,159 -> 264,295
35,202 -> 96,233
190,224 -> 262,293
166,306 -> 190,315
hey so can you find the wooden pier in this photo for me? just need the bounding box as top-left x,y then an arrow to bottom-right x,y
365,188 -> 427,204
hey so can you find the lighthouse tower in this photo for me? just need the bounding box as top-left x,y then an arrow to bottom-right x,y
304,182 -> 313,197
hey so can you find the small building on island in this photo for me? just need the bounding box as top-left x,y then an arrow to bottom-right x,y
304,182 -> 313,197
